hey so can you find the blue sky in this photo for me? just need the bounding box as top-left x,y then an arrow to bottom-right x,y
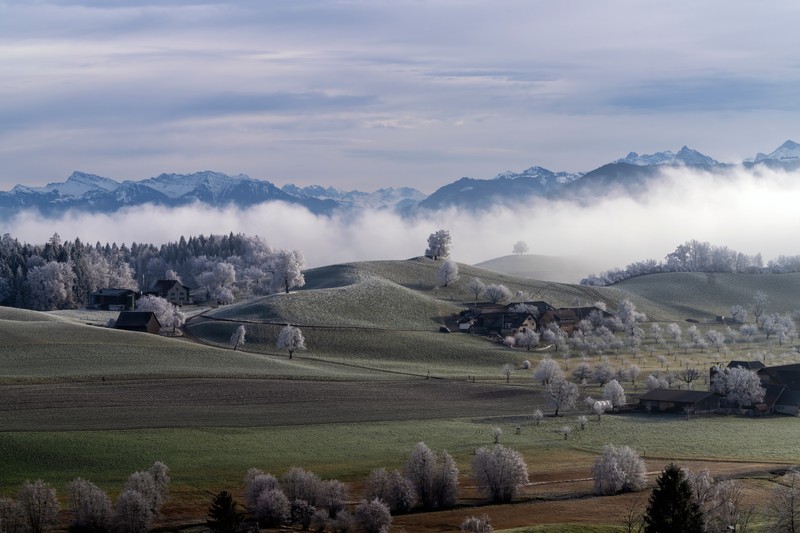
2,0 -> 799,193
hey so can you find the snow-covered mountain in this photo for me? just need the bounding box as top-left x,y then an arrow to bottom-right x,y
281,184 -> 425,210
1,140 -> 797,218
614,146 -> 719,166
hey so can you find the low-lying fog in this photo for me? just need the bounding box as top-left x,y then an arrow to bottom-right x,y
5,165 -> 799,276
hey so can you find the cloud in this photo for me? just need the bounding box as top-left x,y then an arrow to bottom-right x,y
5,166 -> 800,284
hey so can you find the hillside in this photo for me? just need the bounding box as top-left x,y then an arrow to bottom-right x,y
474,254 -> 596,284
612,271 -> 800,322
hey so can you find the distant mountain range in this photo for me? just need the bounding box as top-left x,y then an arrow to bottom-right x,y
2,140 -> 798,218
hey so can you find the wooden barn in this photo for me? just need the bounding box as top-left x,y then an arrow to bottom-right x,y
638,389 -> 720,414
114,311 -> 161,335
89,288 -> 137,311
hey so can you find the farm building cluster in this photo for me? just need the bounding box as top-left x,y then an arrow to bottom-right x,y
456,301 -> 612,336
640,360 -> 800,416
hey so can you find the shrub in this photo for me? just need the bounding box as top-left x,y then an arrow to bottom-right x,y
460,514 -> 493,533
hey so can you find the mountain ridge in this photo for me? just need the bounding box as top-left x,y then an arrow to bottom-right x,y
1,140 -> 797,218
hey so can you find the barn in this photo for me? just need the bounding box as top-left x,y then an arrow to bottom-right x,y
638,389 -> 720,414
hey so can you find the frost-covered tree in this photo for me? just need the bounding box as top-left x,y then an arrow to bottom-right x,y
230,325 -> 246,351
461,514 -> 493,533
514,329 -> 539,351
533,358 -> 563,385
592,445 -> 647,495
678,367 -> 702,389
281,467 -> 321,505
363,468 -> 416,514
254,489 -> 290,528
667,322 -> 682,344
543,378 -> 578,417
750,290 -> 769,326
437,259 -> 459,287
425,229 -> 452,260
0,497 -> 24,533
467,277 -> 485,303
270,250 -> 305,294
729,304 -> 747,324
136,294 -> 185,332
711,366 -> 765,408
113,490 -> 152,533
26,261 -> 76,310
484,284 -> 511,304
432,450 -> 460,510
628,364 -> 641,385
244,471 -> 280,511
277,325 -> 306,359
740,323 -> 759,345
471,445 -> 529,503
405,442 -> 436,509
602,379 -> 626,409
593,361 -> 616,386
17,480 -> 60,533
354,498 -> 391,533
512,241 -> 529,255
531,409 -> 544,425
69,478 -> 112,532
197,261 -> 237,303
571,361 -> 592,383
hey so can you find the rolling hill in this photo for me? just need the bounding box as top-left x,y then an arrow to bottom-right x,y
474,254 -> 597,284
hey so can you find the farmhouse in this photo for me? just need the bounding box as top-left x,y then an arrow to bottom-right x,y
114,311 -> 161,334
144,279 -> 191,305
758,363 -> 800,415
88,288 -> 137,310
638,389 -> 720,414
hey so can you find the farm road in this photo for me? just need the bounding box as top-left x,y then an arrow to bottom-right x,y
0,378 -> 535,431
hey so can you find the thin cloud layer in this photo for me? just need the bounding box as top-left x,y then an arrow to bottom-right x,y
2,1 -> 800,191
6,166 -> 800,280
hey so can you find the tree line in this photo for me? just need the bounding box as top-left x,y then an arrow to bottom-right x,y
0,232 -> 305,311
581,239 -> 800,286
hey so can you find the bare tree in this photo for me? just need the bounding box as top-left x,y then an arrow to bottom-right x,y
592,445 -> 647,495
437,259 -> 459,287
432,450 -> 460,509
593,361 -> 616,386
750,290 -> 769,326
254,489 -> 290,528
277,325 -> 306,359
729,304 -> 747,324
244,471 -> 280,510
678,367 -> 702,390
543,379 -> 579,416
229,325 -> 246,351
765,469 -> 800,533
281,467 -> 321,505
471,445 -> 529,503
405,442 -> 436,509
0,497 -> 24,533
17,480 -> 59,533
501,363 -> 514,383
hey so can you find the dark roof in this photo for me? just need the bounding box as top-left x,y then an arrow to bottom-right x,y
148,279 -> 189,293
728,360 -> 766,370
115,311 -> 160,328
759,364 -> 800,390
90,288 -> 136,297
638,389 -> 717,404
776,389 -> 800,407
568,306 -> 614,320
480,312 -> 535,330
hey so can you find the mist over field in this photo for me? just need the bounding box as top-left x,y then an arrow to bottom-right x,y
5,165 -> 799,274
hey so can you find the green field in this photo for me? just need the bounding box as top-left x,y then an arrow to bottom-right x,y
2,258 -> 800,529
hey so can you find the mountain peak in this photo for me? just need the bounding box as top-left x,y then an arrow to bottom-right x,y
753,140 -> 800,163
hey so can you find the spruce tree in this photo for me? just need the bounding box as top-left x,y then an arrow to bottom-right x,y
207,491 -> 244,533
644,463 -> 704,533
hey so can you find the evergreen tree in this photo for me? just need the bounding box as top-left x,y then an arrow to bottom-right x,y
206,491 -> 244,533
644,463 -> 704,533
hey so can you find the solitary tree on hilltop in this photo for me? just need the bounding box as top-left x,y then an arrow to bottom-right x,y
425,229 -> 452,260
277,325 -> 306,359
512,241 -> 529,255
270,250 -> 305,294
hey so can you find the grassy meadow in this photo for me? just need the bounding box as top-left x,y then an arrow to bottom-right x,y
3,256 -> 800,530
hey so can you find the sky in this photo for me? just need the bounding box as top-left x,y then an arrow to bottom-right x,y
2,0 -> 800,194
